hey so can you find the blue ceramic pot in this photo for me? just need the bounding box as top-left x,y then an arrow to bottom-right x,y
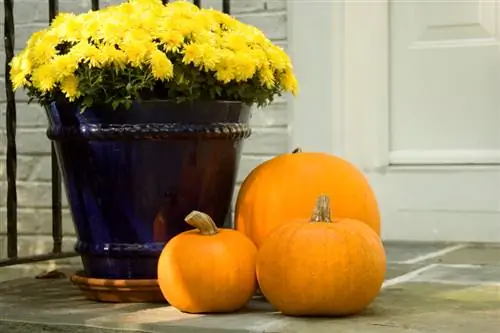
46,100 -> 251,279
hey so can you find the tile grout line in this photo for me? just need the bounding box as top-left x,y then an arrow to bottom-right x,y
395,244 -> 469,265
382,264 -> 438,289
410,278 -> 500,287
436,263 -> 482,269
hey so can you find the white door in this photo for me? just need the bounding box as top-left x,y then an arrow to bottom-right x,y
374,1 -> 500,242
289,1 -> 500,242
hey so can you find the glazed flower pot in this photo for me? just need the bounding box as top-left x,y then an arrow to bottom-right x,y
46,99 -> 251,280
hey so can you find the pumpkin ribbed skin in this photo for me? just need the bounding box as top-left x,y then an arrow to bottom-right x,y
256,196 -> 386,317
157,211 -> 257,314
235,150 -> 380,248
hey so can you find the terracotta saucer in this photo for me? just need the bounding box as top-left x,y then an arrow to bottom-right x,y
70,271 -> 165,303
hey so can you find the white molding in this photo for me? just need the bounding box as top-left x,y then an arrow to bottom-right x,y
343,1 -> 390,170
389,150 -> 500,165
288,1 -> 390,169
382,211 -> 500,243
287,1 -> 341,155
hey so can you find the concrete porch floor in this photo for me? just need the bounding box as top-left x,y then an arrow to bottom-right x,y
0,242 -> 499,332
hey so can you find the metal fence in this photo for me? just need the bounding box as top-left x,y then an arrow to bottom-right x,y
0,0 -> 231,267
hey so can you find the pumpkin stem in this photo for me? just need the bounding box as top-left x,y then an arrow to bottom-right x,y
310,195 -> 332,223
184,211 -> 219,236
292,148 -> 302,154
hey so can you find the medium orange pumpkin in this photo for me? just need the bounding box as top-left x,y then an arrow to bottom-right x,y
235,148 -> 380,248
256,195 -> 386,317
157,211 -> 257,314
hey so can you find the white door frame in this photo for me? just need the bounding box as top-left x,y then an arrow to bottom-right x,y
287,0 -> 390,171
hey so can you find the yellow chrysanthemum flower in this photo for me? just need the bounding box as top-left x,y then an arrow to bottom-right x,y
10,52 -> 31,90
119,30 -> 156,67
51,54 -> 79,82
158,31 -> 185,53
265,46 -> 289,72
60,75 -> 81,101
31,64 -> 57,92
121,42 -> 151,67
51,12 -> 83,42
204,8 -> 239,30
232,51 -> 258,82
182,43 -> 206,68
167,0 -> 200,14
198,45 -> 219,71
259,66 -> 275,89
70,40 -> 101,67
215,68 -> 235,84
281,70 -> 299,96
29,32 -> 58,65
11,72 -> 28,90
79,12 -> 100,40
10,0 -> 298,109
98,44 -> 127,68
25,30 -> 47,50
99,20 -> 124,45
149,50 -> 174,80
225,32 -> 250,52
131,0 -> 165,9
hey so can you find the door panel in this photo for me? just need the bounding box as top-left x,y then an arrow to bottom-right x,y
390,1 -> 500,163
370,167 -> 500,242
370,1 -> 500,242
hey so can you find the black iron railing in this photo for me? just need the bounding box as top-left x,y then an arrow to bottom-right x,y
0,0 -> 231,267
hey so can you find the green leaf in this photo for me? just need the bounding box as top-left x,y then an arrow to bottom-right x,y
111,100 -> 120,110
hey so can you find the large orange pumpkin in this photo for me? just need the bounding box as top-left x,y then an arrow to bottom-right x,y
235,148 -> 380,248
157,211 -> 257,314
256,195 -> 386,317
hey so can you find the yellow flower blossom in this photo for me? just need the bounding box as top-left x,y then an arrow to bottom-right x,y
29,32 -> 58,65
265,46 -> 289,72
99,20 -> 124,45
51,54 -> 79,82
215,68 -> 235,84
31,64 -> 57,92
25,30 -> 47,49
51,13 -> 83,42
121,42 -> 152,67
192,30 -> 216,45
224,32 -> 249,52
198,45 -> 219,71
259,65 -> 275,89
10,51 -> 31,89
158,31 -> 184,53
60,75 -> 81,101
98,44 -> 127,68
10,0 -> 298,108
167,0 -> 200,15
232,51 -> 258,82
204,9 -> 239,30
214,49 -> 237,83
79,12 -> 100,40
249,48 -> 267,70
182,42 -> 206,67
11,72 -> 28,90
280,70 -> 299,96
149,50 -> 174,80
70,40 -> 101,67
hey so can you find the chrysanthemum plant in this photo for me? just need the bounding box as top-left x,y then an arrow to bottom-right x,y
10,0 -> 298,112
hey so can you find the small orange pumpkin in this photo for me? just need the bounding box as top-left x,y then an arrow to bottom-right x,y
256,195 -> 386,317
235,148 -> 380,248
157,211 -> 257,314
